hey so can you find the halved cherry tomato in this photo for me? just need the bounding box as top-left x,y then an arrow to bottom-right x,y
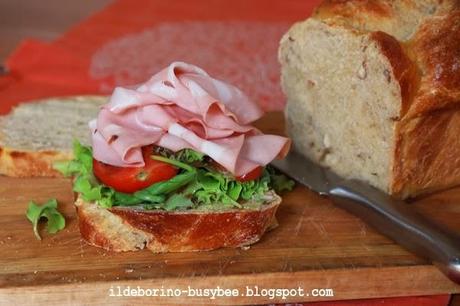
93,146 -> 178,193
236,166 -> 263,182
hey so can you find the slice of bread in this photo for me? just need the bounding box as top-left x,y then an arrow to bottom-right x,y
0,96 -> 106,177
75,191 -> 281,252
279,0 -> 460,198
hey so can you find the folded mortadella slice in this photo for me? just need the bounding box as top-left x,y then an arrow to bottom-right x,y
91,61 -> 290,176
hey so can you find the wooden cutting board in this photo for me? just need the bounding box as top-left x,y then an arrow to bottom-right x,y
0,112 -> 459,305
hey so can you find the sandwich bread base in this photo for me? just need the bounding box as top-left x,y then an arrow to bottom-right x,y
75,192 -> 282,253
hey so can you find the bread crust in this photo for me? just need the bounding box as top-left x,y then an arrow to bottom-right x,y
0,147 -> 71,177
75,194 -> 281,253
315,0 -> 393,20
407,10 -> 460,118
369,31 -> 419,117
393,110 -> 460,198
391,10 -> 460,197
315,0 -> 459,39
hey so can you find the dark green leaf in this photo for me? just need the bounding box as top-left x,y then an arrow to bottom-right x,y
174,149 -> 204,163
143,170 -> 196,195
151,155 -> 194,172
143,203 -> 164,210
133,190 -> 165,204
270,174 -> 295,193
182,181 -> 202,196
164,194 -> 194,211
113,192 -> 143,206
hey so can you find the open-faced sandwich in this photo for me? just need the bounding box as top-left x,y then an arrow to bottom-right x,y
56,62 -> 293,252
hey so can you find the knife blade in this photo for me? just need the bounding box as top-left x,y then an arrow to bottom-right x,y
271,150 -> 460,284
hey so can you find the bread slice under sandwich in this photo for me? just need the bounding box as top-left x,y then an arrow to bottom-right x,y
0,96 -> 107,177
75,191 -> 281,252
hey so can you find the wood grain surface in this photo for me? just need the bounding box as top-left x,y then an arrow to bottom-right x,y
0,112 -> 459,305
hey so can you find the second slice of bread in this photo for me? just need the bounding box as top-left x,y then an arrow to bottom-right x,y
0,96 -> 106,177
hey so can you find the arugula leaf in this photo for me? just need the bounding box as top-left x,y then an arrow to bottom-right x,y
174,149 -> 204,164
26,199 -> 65,240
182,181 -> 202,196
271,174 -> 295,193
142,170 -> 196,195
266,166 -> 295,193
132,190 -> 165,204
113,192 -> 143,206
151,155 -> 194,172
164,194 -> 194,211
142,203 -> 164,210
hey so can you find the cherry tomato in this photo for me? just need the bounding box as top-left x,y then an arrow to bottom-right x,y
93,146 -> 178,193
236,166 -> 263,182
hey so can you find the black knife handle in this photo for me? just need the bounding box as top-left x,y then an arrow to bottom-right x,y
328,181 -> 460,284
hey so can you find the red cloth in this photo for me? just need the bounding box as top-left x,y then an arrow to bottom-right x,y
0,0 -> 322,114
292,294 -> 450,306
0,1 -> 451,305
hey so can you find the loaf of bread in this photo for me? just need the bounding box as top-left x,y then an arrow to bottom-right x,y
0,96 -> 106,177
75,192 -> 281,252
279,0 -> 460,198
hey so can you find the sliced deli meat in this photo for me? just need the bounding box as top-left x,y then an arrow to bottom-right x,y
91,62 -> 290,176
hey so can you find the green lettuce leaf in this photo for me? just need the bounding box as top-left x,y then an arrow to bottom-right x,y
53,140 -> 92,177
266,166 -> 295,194
26,199 -> 65,240
227,181 -> 243,200
54,140 -> 116,208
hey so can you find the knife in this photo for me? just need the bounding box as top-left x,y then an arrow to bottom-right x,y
271,150 -> 460,284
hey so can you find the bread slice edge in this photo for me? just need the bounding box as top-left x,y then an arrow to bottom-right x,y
75,191 -> 282,253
